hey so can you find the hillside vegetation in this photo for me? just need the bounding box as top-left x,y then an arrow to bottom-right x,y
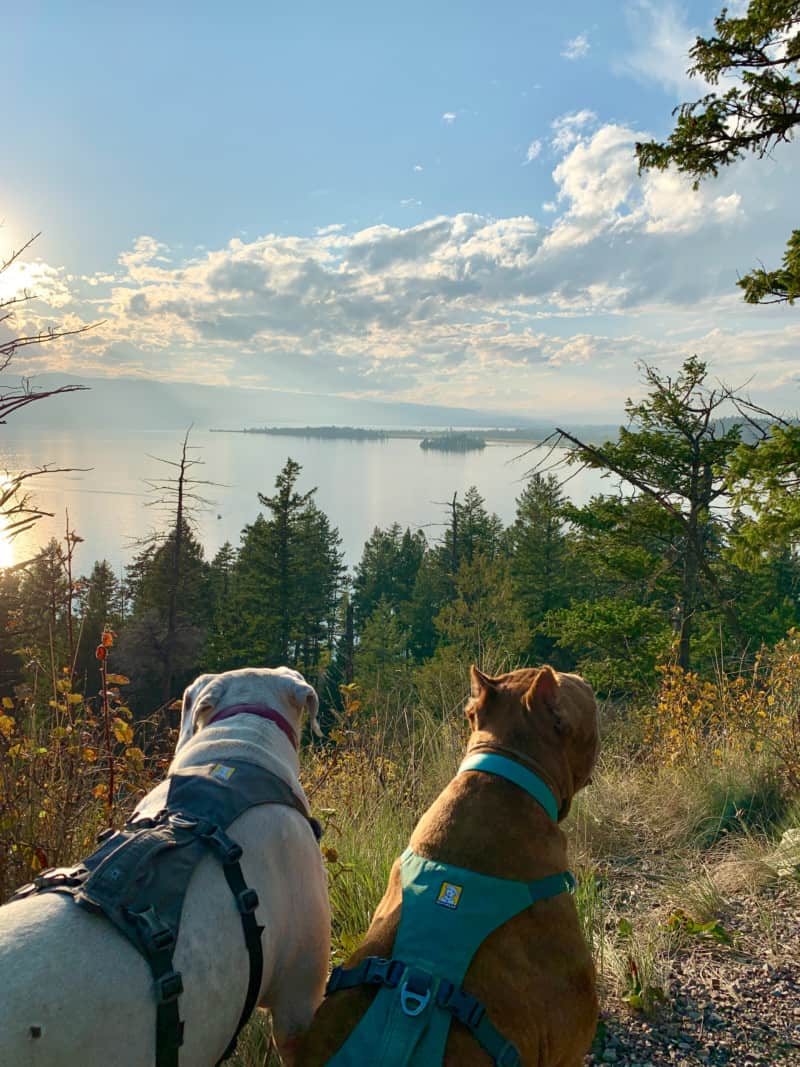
1,358 -> 800,1064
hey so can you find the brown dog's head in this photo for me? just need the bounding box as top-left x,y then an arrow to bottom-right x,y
465,664 -> 598,820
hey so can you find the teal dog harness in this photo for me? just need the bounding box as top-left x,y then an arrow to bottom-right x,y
324,753 -> 574,1066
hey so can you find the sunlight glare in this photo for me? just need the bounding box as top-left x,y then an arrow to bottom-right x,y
0,520 -> 14,570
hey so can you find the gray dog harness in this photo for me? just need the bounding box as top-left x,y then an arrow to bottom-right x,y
11,758 -> 322,1067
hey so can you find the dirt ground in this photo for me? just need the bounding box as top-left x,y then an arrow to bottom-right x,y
585,872 -> 800,1066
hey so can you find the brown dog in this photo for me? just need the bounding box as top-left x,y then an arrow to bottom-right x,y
297,664 -> 599,1067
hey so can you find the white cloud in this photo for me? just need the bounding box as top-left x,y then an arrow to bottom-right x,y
442,112 -> 457,124
413,164 -> 424,172
524,139 -> 543,164
545,121 -> 745,250
7,132 -> 796,417
551,110 -> 597,154
561,33 -> 590,60
620,1 -> 710,98
400,198 -> 422,207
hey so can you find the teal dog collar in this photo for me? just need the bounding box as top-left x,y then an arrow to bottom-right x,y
458,752 -> 559,821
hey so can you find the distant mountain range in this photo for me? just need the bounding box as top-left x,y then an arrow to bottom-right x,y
3,372 -> 623,440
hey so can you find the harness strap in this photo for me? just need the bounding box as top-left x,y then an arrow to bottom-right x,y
327,958 -> 521,1067
217,855 -> 265,1063
127,904 -> 185,1067
458,753 -> 559,822
176,818 -> 266,1065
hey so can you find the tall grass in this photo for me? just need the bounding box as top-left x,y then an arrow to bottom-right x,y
2,640 -> 799,1065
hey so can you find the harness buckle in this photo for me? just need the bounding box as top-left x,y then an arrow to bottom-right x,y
155,969 -> 184,1004
362,957 -> 404,989
169,813 -> 199,830
130,905 -> 175,953
326,965 -> 344,994
399,968 -> 432,1017
436,982 -> 485,1029
195,822 -> 244,865
96,826 -> 116,843
385,959 -> 405,989
236,887 -> 259,915
497,1040 -> 522,1067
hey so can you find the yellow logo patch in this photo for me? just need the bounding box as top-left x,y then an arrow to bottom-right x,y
436,881 -> 463,909
209,763 -> 236,781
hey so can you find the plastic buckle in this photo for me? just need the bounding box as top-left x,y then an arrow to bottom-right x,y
236,887 -> 259,915
198,823 -> 244,865
385,959 -> 405,989
96,826 -> 116,843
326,966 -> 344,995
399,968 -> 432,1017
169,812 -> 199,830
438,984 -> 485,1029
497,1041 -> 521,1067
131,906 -> 175,952
33,868 -> 59,888
364,958 -> 389,985
156,970 -> 184,1004
566,871 -> 576,895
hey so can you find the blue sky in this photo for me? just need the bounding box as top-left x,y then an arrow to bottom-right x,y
2,0 -> 798,419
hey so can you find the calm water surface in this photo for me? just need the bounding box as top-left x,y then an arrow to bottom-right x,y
0,428 -> 611,574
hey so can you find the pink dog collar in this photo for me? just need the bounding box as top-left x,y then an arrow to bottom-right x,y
206,703 -> 299,751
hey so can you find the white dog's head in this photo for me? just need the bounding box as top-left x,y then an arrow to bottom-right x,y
175,666 -> 321,755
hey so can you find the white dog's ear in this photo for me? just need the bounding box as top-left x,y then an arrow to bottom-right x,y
175,674 -> 217,754
287,674 -> 322,738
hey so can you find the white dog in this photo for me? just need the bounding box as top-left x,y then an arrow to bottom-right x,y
0,667 -> 330,1067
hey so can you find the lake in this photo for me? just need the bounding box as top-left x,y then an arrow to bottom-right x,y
0,428 -> 612,575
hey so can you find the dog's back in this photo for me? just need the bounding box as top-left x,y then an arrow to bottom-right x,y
297,665 -> 599,1067
0,800 -> 325,1066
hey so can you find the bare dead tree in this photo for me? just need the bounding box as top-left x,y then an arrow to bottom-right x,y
139,427 -> 221,702
1,231 -> 101,546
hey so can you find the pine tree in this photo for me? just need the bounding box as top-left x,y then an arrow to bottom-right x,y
636,0 -> 800,305
74,560 -> 120,691
507,474 -> 572,663
223,459 -> 345,677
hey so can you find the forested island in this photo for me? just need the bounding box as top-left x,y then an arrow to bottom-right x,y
210,425 -> 544,444
419,432 -> 486,452
229,425 -> 389,441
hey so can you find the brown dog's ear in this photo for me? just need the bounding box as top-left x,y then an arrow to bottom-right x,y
524,666 -> 568,733
470,665 -> 499,699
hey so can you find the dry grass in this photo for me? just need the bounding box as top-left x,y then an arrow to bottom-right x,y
2,651 -> 799,1066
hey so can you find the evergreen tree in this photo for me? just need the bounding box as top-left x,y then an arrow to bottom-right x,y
257,458 -> 316,662
15,539 -> 70,672
116,519 -> 209,706
74,560 -> 120,691
204,542 -> 240,670
507,474 -> 572,664
221,459 -> 345,678
433,552 -> 526,668
554,358 -> 745,669
353,524 -> 425,632
636,0 -> 800,305
354,597 -> 410,693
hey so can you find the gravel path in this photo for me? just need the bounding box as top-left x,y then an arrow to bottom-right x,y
585,878 -> 800,1066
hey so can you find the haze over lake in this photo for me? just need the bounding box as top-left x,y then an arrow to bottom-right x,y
0,427 -> 611,575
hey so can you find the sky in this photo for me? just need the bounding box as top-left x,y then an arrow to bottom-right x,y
2,0 -> 798,421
